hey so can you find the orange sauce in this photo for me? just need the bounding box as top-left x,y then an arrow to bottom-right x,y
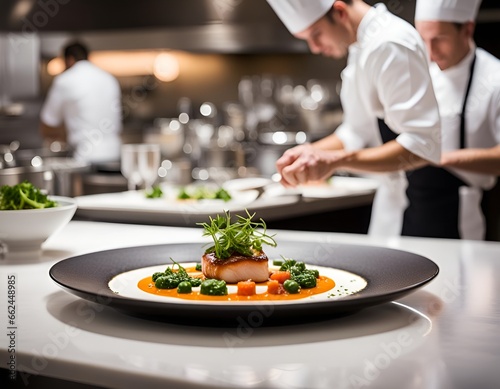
137,267 -> 335,301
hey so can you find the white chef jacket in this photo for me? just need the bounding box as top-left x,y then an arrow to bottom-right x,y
41,60 -> 122,164
334,4 -> 441,237
430,46 -> 500,239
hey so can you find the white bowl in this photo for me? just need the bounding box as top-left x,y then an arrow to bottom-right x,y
0,196 -> 77,255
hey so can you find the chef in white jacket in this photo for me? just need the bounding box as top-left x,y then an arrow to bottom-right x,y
415,0 -> 500,240
267,0 -> 442,237
40,41 -> 122,164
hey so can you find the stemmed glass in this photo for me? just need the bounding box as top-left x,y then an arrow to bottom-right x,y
137,144 -> 161,191
121,144 -> 143,191
121,144 -> 161,191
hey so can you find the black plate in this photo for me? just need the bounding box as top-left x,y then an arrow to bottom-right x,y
49,241 -> 439,326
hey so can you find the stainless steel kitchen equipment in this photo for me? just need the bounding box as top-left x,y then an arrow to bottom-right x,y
0,166 -> 54,194
40,157 -> 90,197
7,146 -> 90,197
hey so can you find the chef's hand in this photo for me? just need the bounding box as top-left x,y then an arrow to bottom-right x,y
276,144 -> 349,187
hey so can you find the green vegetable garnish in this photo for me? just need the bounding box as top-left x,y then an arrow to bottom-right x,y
198,210 -> 277,259
177,281 -> 192,294
283,279 -> 300,294
0,181 -> 57,210
280,257 -> 319,289
155,275 -> 180,289
177,187 -> 191,200
145,185 -> 163,199
214,188 -> 231,201
153,258 -> 202,289
200,279 -> 228,296
294,272 -> 317,288
177,186 -> 232,202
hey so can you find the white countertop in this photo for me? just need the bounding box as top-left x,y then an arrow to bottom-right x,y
1,221 -> 500,388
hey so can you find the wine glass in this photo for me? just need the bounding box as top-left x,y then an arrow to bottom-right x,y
121,144 -> 143,191
137,144 -> 161,191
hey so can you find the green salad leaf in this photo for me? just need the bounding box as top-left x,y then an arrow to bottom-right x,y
0,181 -> 57,210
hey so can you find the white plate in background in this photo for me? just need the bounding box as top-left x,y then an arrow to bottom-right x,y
77,187 -> 259,213
222,177 -> 273,192
300,176 -> 379,199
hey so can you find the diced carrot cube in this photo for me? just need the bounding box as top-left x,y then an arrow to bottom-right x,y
267,280 -> 285,295
237,280 -> 256,296
270,271 -> 291,284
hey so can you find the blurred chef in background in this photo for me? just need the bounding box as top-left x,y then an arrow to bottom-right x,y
40,41 -> 122,165
415,0 -> 500,240
267,0 -> 443,237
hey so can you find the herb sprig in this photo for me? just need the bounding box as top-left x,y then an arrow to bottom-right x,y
145,185 -> 163,199
198,210 -> 276,259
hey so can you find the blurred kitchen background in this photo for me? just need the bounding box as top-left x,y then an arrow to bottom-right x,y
1,0 -> 499,196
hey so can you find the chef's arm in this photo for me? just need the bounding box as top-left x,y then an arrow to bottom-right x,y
441,145 -> 500,175
312,133 -> 345,151
40,121 -> 66,143
339,140 -> 429,173
276,139 -> 430,187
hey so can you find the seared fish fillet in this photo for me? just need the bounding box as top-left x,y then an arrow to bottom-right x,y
202,251 -> 269,283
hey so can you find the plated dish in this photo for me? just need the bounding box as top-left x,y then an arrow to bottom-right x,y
299,176 -> 379,199
76,186 -> 260,213
111,262 -> 367,303
261,176 -> 379,199
49,241 -> 439,326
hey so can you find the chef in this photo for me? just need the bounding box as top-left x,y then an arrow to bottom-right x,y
267,0 -> 441,237
415,0 -> 500,240
40,41 -> 122,165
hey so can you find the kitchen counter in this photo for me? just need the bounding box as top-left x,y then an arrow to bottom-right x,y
74,192 -> 375,228
73,176 -> 377,232
1,221 -> 500,388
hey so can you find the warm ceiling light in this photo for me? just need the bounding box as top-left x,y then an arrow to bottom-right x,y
153,53 -> 180,82
47,57 -> 65,76
10,0 -> 35,22
46,51 -> 180,81
91,51 -> 157,77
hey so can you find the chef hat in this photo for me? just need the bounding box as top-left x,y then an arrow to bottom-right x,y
415,0 -> 482,23
267,0 -> 336,34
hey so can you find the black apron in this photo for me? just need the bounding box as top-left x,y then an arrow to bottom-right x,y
377,53 -> 477,239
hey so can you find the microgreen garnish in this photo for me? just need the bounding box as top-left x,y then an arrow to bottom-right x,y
198,210 -> 277,259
